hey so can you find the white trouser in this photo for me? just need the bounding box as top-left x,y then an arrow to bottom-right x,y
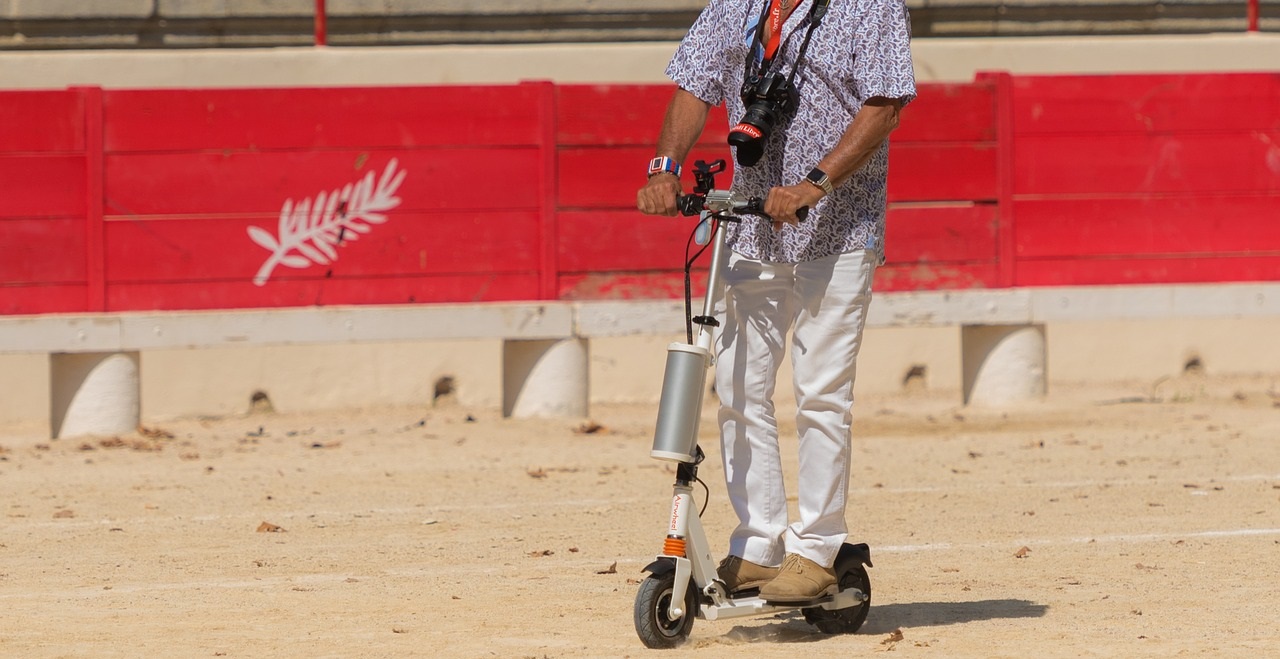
715,248 -> 876,569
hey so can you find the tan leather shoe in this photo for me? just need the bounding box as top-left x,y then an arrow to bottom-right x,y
716,555 -> 780,593
758,554 -> 837,602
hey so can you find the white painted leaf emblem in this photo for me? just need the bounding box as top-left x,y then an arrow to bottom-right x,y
249,159 -> 406,286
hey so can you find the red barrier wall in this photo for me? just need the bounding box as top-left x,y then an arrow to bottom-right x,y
1,73 -> 1278,315
1010,73 -> 1280,285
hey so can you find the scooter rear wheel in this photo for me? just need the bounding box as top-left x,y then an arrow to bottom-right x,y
803,544 -> 872,634
634,570 -> 697,648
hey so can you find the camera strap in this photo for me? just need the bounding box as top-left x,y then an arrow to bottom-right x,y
745,0 -> 831,84
762,2 -> 785,62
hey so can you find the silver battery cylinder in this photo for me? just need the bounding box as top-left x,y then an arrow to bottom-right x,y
650,343 -> 711,462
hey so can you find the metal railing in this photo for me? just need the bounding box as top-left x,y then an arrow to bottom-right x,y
307,0 -> 1264,46
0,1 -> 1271,50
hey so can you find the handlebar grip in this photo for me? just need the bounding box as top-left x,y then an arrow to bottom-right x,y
743,198 -> 808,223
677,195 -> 704,217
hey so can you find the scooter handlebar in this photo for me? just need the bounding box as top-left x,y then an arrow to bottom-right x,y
677,191 -> 808,223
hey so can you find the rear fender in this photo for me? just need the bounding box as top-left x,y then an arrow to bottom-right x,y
841,542 -> 873,569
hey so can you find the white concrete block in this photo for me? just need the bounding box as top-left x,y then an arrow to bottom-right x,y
50,352 -> 140,439
1030,286 -> 1176,321
1169,283 -> 1280,318
503,338 -> 588,418
1029,283 -> 1280,322
0,353 -> 50,428
574,300 -> 685,338
140,340 -> 503,419
0,315 -> 124,353
857,326 -> 962,396
868,289 -> 1032,327
113,303 -> 574,350
589,334 -> 680,403
962,324 -> 1047,406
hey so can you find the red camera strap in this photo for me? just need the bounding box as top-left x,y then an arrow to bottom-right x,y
762,0 -> 786,62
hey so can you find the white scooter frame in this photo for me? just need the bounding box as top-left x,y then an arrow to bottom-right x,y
633,159 -> 873,649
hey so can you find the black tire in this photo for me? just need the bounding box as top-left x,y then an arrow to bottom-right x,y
803,544 -> 872,634
634,570 -> 697,649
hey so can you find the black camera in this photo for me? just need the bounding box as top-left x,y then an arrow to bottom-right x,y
727,0 -> 831,167
728,72 -> 798,167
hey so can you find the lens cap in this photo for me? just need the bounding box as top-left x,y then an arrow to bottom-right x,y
728,129 -> 765,167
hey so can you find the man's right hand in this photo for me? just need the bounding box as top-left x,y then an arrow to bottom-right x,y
636,173 -> 682,217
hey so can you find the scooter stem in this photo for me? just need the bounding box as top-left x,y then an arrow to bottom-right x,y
694,214 -> 730,355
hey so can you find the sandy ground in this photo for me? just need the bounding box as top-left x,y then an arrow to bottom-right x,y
1,373 -> 1279,658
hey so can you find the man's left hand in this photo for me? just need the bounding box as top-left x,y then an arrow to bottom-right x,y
764,183 -> 825,231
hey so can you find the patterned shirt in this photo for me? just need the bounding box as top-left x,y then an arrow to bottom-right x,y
667,0 -> 916,263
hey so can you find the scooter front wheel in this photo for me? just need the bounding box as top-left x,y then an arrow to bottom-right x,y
633,570 -> 697,648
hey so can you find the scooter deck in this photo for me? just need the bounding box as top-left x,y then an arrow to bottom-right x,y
700,585 -> 863,621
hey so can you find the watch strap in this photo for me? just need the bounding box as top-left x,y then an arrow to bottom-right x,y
647,156 -> 682,179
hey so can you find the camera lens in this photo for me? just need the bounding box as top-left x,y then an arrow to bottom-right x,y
728,102 -> 781,167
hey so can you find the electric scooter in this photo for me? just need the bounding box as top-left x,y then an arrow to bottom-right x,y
633,159 -> 873,648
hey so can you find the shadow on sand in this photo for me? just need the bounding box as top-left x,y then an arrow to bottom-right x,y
721,599 -> 1049,644
860,599 -> 1049,635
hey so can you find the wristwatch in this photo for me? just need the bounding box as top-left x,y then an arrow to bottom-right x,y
647,156 -> 682,179
804,167 -> 835,195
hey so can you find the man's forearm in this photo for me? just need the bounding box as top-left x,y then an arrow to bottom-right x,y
637,88 -> 713,216
655,88 -> 713,162
816,97 -> 903,187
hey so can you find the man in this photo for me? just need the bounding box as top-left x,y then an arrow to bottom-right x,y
636,0 -> 915,602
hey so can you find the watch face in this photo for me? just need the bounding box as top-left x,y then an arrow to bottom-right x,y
806,168 -> 833,194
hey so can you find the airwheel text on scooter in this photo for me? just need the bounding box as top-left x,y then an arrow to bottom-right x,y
633,159 -> 874,649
